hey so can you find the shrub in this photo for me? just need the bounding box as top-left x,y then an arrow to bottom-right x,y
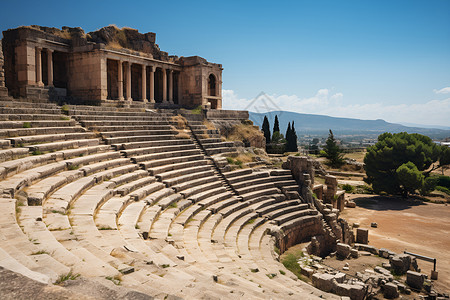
22,122 -> 32,128
342,184 -> 354,193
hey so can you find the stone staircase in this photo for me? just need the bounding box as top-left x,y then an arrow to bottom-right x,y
0,100 -> 337,299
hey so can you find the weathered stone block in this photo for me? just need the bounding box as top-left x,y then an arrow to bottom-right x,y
406,270 -> 424,290
384,282 -> 399,299
356,228 -> 368,244
336,243 -> 351,259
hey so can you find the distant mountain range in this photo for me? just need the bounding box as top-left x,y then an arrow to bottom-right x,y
249,111 -> 450,139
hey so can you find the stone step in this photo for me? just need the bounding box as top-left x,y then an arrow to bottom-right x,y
198,138 -> 223,144
144,187 -> 174,205
0,120 -> 76,129
232,175 -> 283,189
109,168 -> 146,187
272,209 -> 318,226
81,120 -> 173,127
0,126 -> 86,139
131,148 -> 202,163
0,160 -> 67,195
270,169 -> 292,176
0,101 -> 58,109
172,175 -> 218,193
72,114 -> 170,121
6,132 -> 96,146
129,182 -> 166,201
104,134 -> 177,144
227,169 -> 269,186
158,193 -> 185,210
0,140 -> 11,149
101,129 -> 176,138
187,185 -> 227,203
278,214 -> 321,232
88,125 -> 173,132
179,181 -> 224,199
204,147 -> 237,156
0,107 -> 62,115
65,151 -> 122,169
223,168 -> 253,179
198,192 -> 235,209
69,110 -> 153,117
140,154 -> 204,170
26,170 -> 84,205
240,188 -> 284,202
115,138 -> 191,150
122,143 -> 196,157
157,165 -> 212,181
148,159 -> 209,176
201,141 -> 235,149
115,176 -> 156,196
236,182 -> 276,195
0,114 -> 67,121
163,168 -> 215,187
255,200 -> 303,216
0,147 -> 29,163
26,138 -> 101,153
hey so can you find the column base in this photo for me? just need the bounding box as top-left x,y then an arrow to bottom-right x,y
149,99 -> 155,103
142,99 -> 148,103
118,97 -> 125,101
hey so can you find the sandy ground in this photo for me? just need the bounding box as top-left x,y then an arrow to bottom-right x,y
341,194 -> 450,292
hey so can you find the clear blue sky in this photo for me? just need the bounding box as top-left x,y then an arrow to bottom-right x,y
1,0 -> 450,126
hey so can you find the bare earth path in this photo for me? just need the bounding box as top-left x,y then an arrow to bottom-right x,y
341,194 -> 450,292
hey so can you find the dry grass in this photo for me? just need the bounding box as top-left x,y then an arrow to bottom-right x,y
176,132 -> 191,139
105,41 -> 123,50
171,115 -> 188,130
203,120 -> 216,130
344,150 -> 366,163
225,124 -> 264,143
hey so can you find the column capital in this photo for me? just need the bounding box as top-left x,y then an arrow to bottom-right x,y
35,46 -> 42,52
46,48 -> 54,54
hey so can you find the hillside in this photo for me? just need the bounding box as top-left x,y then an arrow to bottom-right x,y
249,111 -> 450,139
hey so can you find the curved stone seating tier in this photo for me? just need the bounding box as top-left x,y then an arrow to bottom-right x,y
0,198 -> 71,283
0,113 -> 68,121
188,121 -> 238,156
0,119 -> 76,129
115,138 -> 192,151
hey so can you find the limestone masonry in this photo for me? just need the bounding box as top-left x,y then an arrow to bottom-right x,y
2,25 -> 223,108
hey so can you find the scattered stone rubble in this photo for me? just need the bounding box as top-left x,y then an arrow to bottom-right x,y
297,226 -> 447,300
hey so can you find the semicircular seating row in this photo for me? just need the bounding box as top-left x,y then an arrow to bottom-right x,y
0,100 -> 333,299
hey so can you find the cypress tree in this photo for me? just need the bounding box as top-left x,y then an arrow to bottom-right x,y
285,122 -> 292,142
291,121 -> 298,152
262,115 -> 271,143
273,115 -> 280,133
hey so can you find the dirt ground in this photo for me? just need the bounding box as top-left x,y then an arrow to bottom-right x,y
341,194 -> 450,293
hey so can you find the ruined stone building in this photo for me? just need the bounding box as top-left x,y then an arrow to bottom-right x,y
1,25 -> 223,108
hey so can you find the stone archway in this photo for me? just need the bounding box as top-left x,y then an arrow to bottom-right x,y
208,74 -> 216,96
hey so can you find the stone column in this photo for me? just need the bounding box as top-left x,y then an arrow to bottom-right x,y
168,69 -> 173,103
118,60 -> 124,100
162,68 -> 167,102
126,62 -> 132,101
46,49 -> 53,87
149,67 -> 155,103
141,64 -> 147,102
35,47 -> 43,87
177,72 -> 182,105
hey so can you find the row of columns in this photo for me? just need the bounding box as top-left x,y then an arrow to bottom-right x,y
117,60 -> 175,103
35,47 -> 53,87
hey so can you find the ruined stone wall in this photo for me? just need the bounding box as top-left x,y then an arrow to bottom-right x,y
272,216 -> 325,253
68,50 -> 106,103
0,41 -> 8,97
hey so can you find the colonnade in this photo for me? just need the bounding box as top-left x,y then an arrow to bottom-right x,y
35,47 -> 53,87
116,60 -> 176,103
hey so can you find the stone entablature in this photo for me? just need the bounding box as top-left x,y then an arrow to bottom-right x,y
2,26 -> 223,108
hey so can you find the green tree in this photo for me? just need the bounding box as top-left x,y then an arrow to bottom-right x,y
273,115 -> 280,134
262,115 -> 271,144
323,129 -> 344,167
285,121 -> 298,152
396,162 -> 424,198
291,121 -> 298,152
364,132 -> 449,196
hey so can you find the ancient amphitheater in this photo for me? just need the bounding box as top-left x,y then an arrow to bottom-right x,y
0,26 -> 364,299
